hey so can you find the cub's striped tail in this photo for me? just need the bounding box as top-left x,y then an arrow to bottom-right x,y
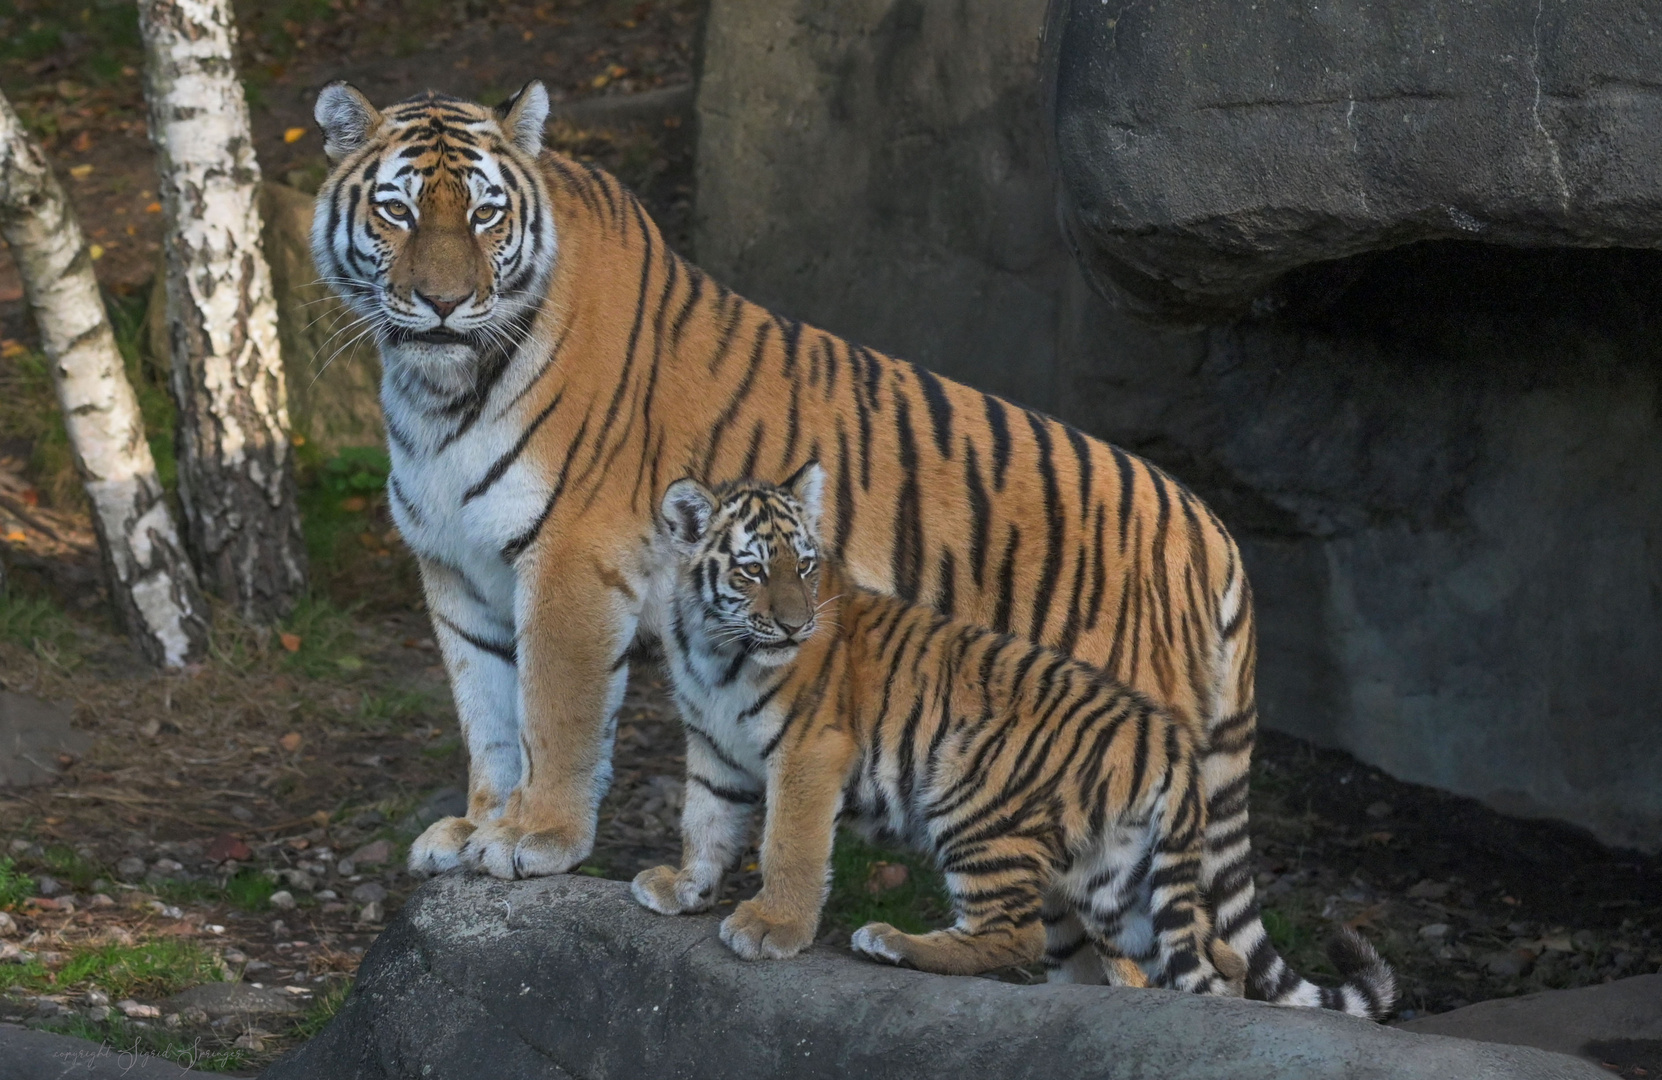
1237,919 -> 1397,1020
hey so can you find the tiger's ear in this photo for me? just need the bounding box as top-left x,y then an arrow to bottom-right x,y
314,81 -> 381,163
496,80 -> 550,156
783,460 -> 825,535
661,479 -> 716,550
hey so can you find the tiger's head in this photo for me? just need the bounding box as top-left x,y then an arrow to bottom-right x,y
659,463 -> 827,667
310,81 -> 556,361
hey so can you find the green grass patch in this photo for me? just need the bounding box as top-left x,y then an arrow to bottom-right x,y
2,938 -> 223,998
0,589 -> 78,657
31,845 -> 104,891
279,593 -> 360,678
352,688 -> 430,731
0,856 -> 35,909
293,978 -> 352,1040
222,867 -> 279,912
38,1012 -> 251,1073
822,830 -> 952,937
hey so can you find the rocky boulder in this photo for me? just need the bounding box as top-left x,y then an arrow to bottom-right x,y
1048,0 -> 1662,322
263,874 -> 1605,1080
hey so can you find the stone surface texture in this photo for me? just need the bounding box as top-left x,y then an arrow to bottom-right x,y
693,0 -> 1662,851
0,690 -> 89,789
263,875 -> 1606,1080
1399,973 -> 1662,1073
0,1022 -> 195,1078
1049,0 -> 1662,322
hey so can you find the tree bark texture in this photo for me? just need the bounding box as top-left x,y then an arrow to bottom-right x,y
0,90 -> 209,668
138,0 -> 307,622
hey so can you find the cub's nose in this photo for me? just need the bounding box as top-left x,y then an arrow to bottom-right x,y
775,617 -> 807,637
416,290 -> 466,319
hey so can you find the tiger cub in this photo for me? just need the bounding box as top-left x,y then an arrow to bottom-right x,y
632,463 -> 1240,994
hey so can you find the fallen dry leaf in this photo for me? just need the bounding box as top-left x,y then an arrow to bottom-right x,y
278,731 -> 303,752
68,163 -> 94,179
283,126 -> 306,143
865,861 -> 909,895
279,632 -> 302,652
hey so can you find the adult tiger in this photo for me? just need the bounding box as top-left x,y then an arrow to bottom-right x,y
311,80 -> 1376,1014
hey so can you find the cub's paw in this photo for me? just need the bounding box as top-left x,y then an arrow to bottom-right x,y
631,866 -> 686,914
630,865 -> 718,915
719,899 -> 814,961
407,816 -> 477,876
849,922 -> 910,966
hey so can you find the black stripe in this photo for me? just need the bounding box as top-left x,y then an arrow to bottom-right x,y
964,441 -> 990,588
435,613 -> 516,665
462,391 -> 562,503
1025,412 -> 1064,642
688,772 -> 761,805
984,395 -> 1011,490
891,396 -> 924,603
992,523 -> 1020,634
912,364 -> 954,459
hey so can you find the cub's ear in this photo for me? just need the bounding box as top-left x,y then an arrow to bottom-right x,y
661,478 -> 716,549
496,80 -> 550,156
314,81 -> 381,163
783,460 -> 825,534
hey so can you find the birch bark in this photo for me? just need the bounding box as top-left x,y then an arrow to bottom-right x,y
138,0 -> 307,622
0,90 -> 209,668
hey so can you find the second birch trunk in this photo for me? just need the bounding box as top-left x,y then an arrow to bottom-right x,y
138,0 -> 308,622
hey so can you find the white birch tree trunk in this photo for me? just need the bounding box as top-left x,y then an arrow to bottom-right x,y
138,0 -> 307,622
0,90 -> 209,668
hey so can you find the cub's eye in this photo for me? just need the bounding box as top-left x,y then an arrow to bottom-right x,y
471,205 -> 504,229
797,557 -> 816,577
736,562 -> 764,581
377,200 -> 412,224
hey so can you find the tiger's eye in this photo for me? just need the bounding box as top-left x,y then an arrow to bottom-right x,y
472,205 -> 501,226
380,200 -> 410,218
738,562 -> 763,580
798,557 -> 815,576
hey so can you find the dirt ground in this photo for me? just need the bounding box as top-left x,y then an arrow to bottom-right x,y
1,1 -> 1660,1075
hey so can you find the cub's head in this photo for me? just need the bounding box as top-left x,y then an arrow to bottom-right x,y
659,463 -> 827,667
310,81 -> 556,358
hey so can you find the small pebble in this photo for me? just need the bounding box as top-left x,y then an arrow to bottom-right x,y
232,1033 -> 265,1052
89,893 -> 114,909
223,948 -> 248,964
1364,801 -> 1393,820
351,882 -> 388,905
85,989 -> 109,1007
181,1006 -> 209,1024
35,876 -> 60,897
0,912 -> 15,936
86,1005 -> 112,1022
1418,923 -> 1451,941
335,859 -> 356,877
164,1012 -> 183,1029
349,839 -> 394,867
116,856 -> 146,880
357,900 -> 385,924
316,889 -> 338,901
118,1000 -> 160,1019
269,890 -> 296,911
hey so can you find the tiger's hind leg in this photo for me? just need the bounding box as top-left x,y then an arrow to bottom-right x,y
1043,899 -> 1147,987
1143,778 -> 1233,996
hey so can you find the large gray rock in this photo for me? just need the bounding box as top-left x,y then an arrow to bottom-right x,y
1398,974 -> 1662,1073
263,875 -> 1604,1080
0,1023 -> 195,1079
0,691 -> 89,789
695,0 -> 1662,852
1049,0 -> 1662,322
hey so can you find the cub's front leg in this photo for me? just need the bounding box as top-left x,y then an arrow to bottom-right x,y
461,548 -> 639,878
720,720 -> 856,961
632,725 -> 761,914
408,556 -> 523,876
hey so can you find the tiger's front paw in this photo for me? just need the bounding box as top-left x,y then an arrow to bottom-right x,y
631,865 -> 719,915
407,816 -> 477,876
461,819 -> 590,879
719,899 -> 815,960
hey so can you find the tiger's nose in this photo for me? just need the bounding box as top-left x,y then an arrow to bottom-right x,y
775,617 -> 807,637
417,290 -> 465,319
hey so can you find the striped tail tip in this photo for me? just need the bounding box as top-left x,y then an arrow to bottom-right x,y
1327,926 -> 1398,1021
